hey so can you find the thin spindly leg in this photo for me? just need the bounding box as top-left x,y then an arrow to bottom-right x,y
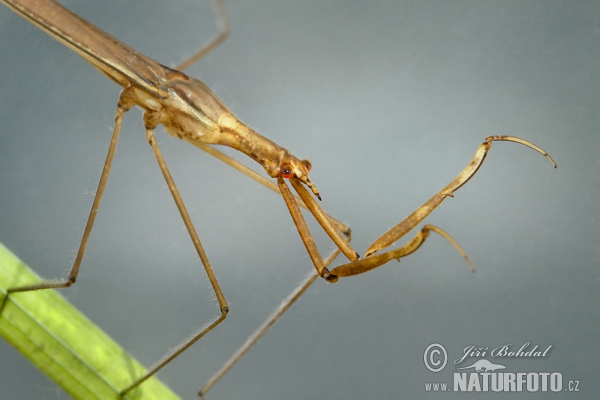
196,224 -> 470,398
196,178 -> 360,397
123,312 -> 226,395
121,128 -> 229,395
146,129 -> 227,313
0,104 -> 127,313
199,273 -> 318,398
197,223 -> 471,397
176,0 -> 230,71
0,0 -> 232,309
199,235 -> 349,398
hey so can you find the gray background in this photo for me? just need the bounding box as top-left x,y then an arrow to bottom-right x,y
0,0 -> 598,399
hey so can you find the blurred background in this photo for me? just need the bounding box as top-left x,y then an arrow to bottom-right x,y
0,0 -> 598,398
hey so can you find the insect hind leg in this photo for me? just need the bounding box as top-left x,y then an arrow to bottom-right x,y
176,0 -> 230,71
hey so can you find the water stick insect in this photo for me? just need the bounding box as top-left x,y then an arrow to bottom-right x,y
0,0 -> 556,397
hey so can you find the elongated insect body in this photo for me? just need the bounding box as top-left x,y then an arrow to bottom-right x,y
5,0 -> 320,195
0,0 -> 556,397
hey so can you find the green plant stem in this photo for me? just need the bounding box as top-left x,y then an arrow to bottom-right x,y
0,243 -> 179,400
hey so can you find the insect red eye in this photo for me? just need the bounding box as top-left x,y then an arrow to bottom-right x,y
280,165 -> 293,178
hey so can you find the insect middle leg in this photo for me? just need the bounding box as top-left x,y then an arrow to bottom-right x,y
0,0 -> 231,307
120,123 -> 229,395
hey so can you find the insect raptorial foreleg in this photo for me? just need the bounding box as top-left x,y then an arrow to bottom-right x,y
288,178 -> 359,261
366,136 -> 556,258
330,224 -> 474,277
279,136 -> 555,280
277,177 -> 336,281
326,136 -> 556,279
